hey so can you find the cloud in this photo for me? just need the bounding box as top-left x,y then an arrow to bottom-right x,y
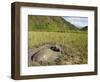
63,16 -> 88,28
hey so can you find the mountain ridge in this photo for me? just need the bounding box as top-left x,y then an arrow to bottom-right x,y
28,15 -> 79,32
80,26 -> 88,31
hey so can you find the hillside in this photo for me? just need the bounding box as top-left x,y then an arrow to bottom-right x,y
28,15 -> 78,32
80,26 -> 88,31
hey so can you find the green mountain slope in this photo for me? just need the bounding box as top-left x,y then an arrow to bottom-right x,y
28,15 -> 78,32
80,26 -> 88,31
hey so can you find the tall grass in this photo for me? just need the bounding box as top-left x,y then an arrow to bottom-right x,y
28,31 -> 87,64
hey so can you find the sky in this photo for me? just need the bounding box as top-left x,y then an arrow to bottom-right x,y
63,16 -> 88,28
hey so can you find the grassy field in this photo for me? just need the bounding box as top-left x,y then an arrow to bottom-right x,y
28,31 -> 87,64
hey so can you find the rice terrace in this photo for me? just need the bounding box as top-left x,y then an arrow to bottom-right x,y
28,15 -> 88,66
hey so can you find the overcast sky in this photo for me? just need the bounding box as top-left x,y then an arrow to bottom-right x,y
63,16 -> 88,28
